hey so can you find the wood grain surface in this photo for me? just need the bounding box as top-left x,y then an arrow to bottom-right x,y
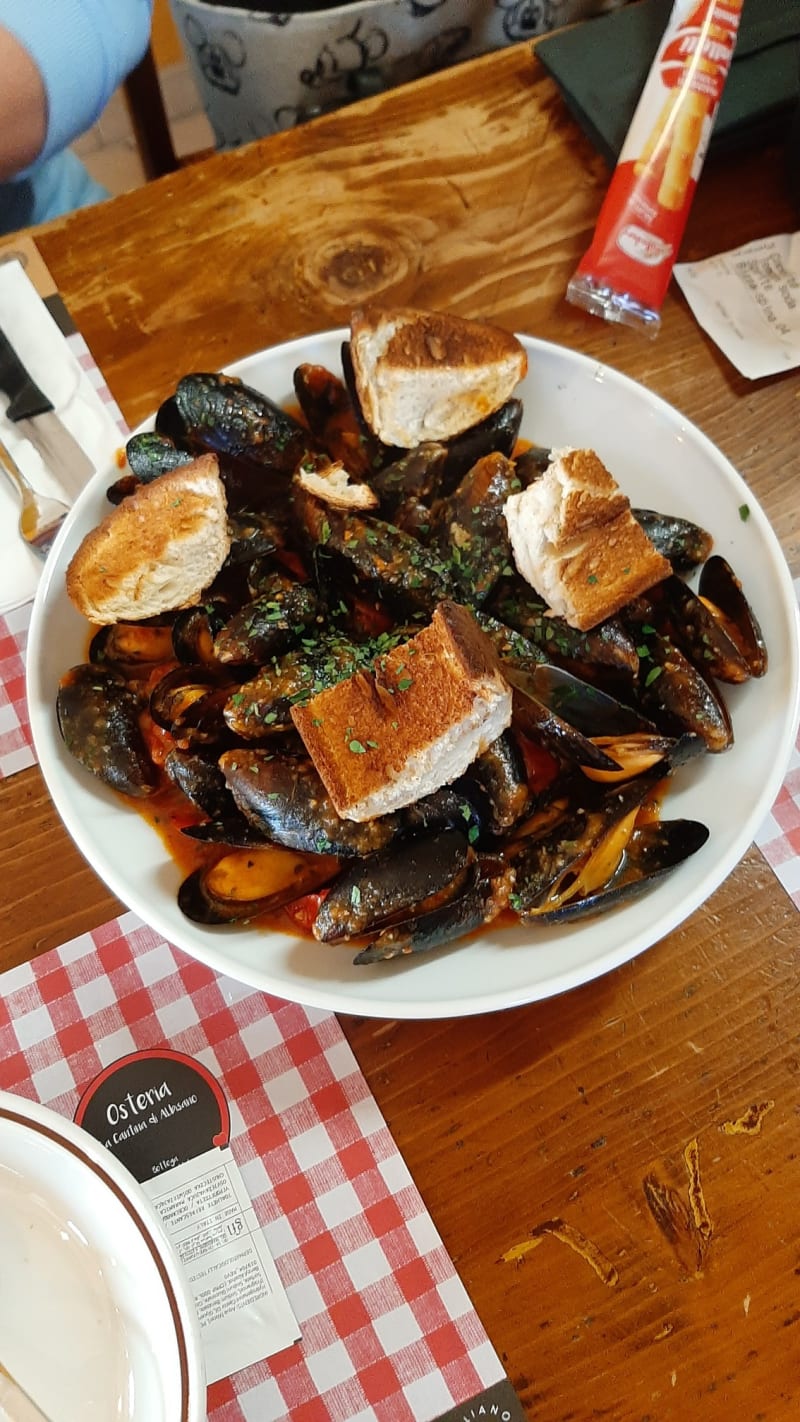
2,40 -> 799,1421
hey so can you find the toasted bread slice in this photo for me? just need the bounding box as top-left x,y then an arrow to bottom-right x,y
504,447 -> 671,631
294,454 -> 378,510
66,453 -> 230,624
349,305 -> 527,448
291,601 -> 512,821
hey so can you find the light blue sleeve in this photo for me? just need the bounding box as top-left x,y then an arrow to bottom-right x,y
0,0 -> 154,161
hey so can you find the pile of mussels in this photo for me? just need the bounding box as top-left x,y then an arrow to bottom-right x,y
56,354 -> 767,964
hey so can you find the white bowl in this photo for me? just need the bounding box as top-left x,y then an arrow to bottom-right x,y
27,332 -> 800,1019
0,1090 -> 205,1422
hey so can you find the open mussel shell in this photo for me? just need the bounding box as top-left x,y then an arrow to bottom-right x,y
509,774 -> 661,918
172,601 -> 230,665
508,670 -> 623,773
698,555 -> 767,677
90,621 -> 176,670
57,664 -> 158,798
657,574 -> 752,684
500,655 -> 655,737
581,732 -> 686,784
526,818 -> 710,924
149,665 -> 235,749
178,845 -> 340,925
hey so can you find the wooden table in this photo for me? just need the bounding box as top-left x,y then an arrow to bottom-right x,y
3,40 -> 799,1421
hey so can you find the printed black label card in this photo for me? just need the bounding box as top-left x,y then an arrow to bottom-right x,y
76,1048 -> 299,1381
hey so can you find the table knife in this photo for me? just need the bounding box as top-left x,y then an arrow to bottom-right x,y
0,324 -> 94,499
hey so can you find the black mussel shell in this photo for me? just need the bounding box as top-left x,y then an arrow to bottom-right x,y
528,819 -> 710,923
633,509 -> 713,572
698,555 -> 767,677
163,750 -> 233,819
57,664 -> 158,798
178,844 -> 339,925
172,602 -> 231,665
314,828 -> 473,942
90,621 -> 176,669
439,398 -> 523,493
149,665 -> 234,748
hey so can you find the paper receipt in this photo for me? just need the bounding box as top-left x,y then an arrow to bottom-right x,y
674,231 -> 800,379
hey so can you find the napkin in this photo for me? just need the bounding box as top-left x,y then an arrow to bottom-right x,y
0,259 -> 125,616
535,0 -> 800,170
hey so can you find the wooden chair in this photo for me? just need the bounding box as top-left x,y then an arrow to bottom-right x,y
122,43 -> 179,180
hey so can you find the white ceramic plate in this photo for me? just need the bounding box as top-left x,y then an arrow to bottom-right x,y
27,332 -> 800,1019
0,1091 -> 205,1422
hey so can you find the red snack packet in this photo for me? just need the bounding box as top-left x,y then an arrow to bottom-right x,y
567,0 -> 744,335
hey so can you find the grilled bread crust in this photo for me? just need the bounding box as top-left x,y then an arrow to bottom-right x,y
291,601 -> 512,821
349,305 -> 527,449
66,454 -> 230,624
504,447 -> 671,631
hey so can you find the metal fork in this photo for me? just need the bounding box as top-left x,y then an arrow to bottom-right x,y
0,436 -> 69,558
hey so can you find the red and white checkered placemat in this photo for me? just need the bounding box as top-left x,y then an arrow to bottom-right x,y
0,600 -> 33,777
66,328 -> 129,438
0,322 -> 127,777
753,581 -> 800,909
0,911 -> 507,1422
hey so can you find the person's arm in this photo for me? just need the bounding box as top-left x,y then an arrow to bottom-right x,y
0,0 -> 153,180
0,25 -> 47,180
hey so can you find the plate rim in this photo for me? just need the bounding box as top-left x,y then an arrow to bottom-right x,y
0,1088 -> 205,1420
26,330 -> 800,1019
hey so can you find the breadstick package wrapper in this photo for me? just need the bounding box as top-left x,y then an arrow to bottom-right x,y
567,0 -> 743,335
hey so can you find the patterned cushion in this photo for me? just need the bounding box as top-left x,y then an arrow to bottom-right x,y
170,0 -> 628,147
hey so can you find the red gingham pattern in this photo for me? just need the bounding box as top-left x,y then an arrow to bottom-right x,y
66,330 -> 129,438
754,585 -> 800,911
0,911 -> 505,1422
0,601 -> 34,777
0,334 -> 127,777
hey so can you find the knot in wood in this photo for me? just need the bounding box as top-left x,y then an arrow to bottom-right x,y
317,238 -> 407,302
